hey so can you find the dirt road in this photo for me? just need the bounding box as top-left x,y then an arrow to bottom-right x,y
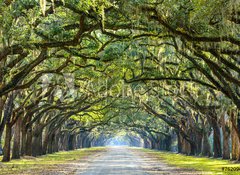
77,146 -> 198,175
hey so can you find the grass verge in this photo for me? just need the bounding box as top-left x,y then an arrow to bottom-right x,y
141,148 -> 240,174
0,147 -> 106,175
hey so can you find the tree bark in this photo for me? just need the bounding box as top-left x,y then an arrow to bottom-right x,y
201,130 -> 211,157
182,137 -> 191,155
78,134 -> 83,149
2,123 -> 12,162
208,112 -> 222,158
194,131 -> 203,155
47,133 -> 54,154
12,117 -> 22,159
164,136 -> 171,151
62,132 -> 69,150
230,111 -> 239,160
222,126 -> 230,159
42,126 -> 50,155
53,130 -> 59,153
2,93 -> 14,162
32,123 -> 44,157
26,128 -> 32,156
177,132 -> 182,153
221,114 -> 230,159
32,133 -> 43,157
0,96 -> 6,155
212,122 -> 222,158
68,134 -> 74,150
21,123 -> 27,156
237,115 -> 240,161
231,123 -> 239,160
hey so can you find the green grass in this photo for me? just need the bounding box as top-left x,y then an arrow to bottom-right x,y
141,148 -> 240,174
0,147 -> 106,174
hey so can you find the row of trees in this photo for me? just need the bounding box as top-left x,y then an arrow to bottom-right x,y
0,0 -> 239,162
131,0 -> 240,159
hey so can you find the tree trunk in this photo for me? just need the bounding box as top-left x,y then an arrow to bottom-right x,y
150,138 -> 156,149
47,133 -> 54,154
32,123 -> 43,157
32,132 -> 43,157
189,131 -> 197,155
221,114 -> 230,159
21,123 -> 27,156
12,117 -> 22,159
208,112 -> 222,158
222,127 -> 230,159
53,131 -> 59,153
2,123 -> 12,162
212,123 -> 222,158
42,127 -> 50,155
164,136 -> 171,151
230,111 -> 239,160
76,134 -> 81,149
236,115 -> 240,161
201,131 -> 211,157
72,134 -> 77,150
0,63 -> 7,154
42,134 -> 48,155
231,123 -> 238,160
26,129 -> 32,156
195,132 -> 203,155
78,134 -> 83,148
178,133 -> 191,155
0,135 -> 3,156
68,134 -> 74,150
86,138 -> 91,148
177,132 -> 182,153
82,135 -> 87,148
0,96 -> 6,155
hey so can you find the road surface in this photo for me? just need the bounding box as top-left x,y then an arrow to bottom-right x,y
76,146 -> 198,175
